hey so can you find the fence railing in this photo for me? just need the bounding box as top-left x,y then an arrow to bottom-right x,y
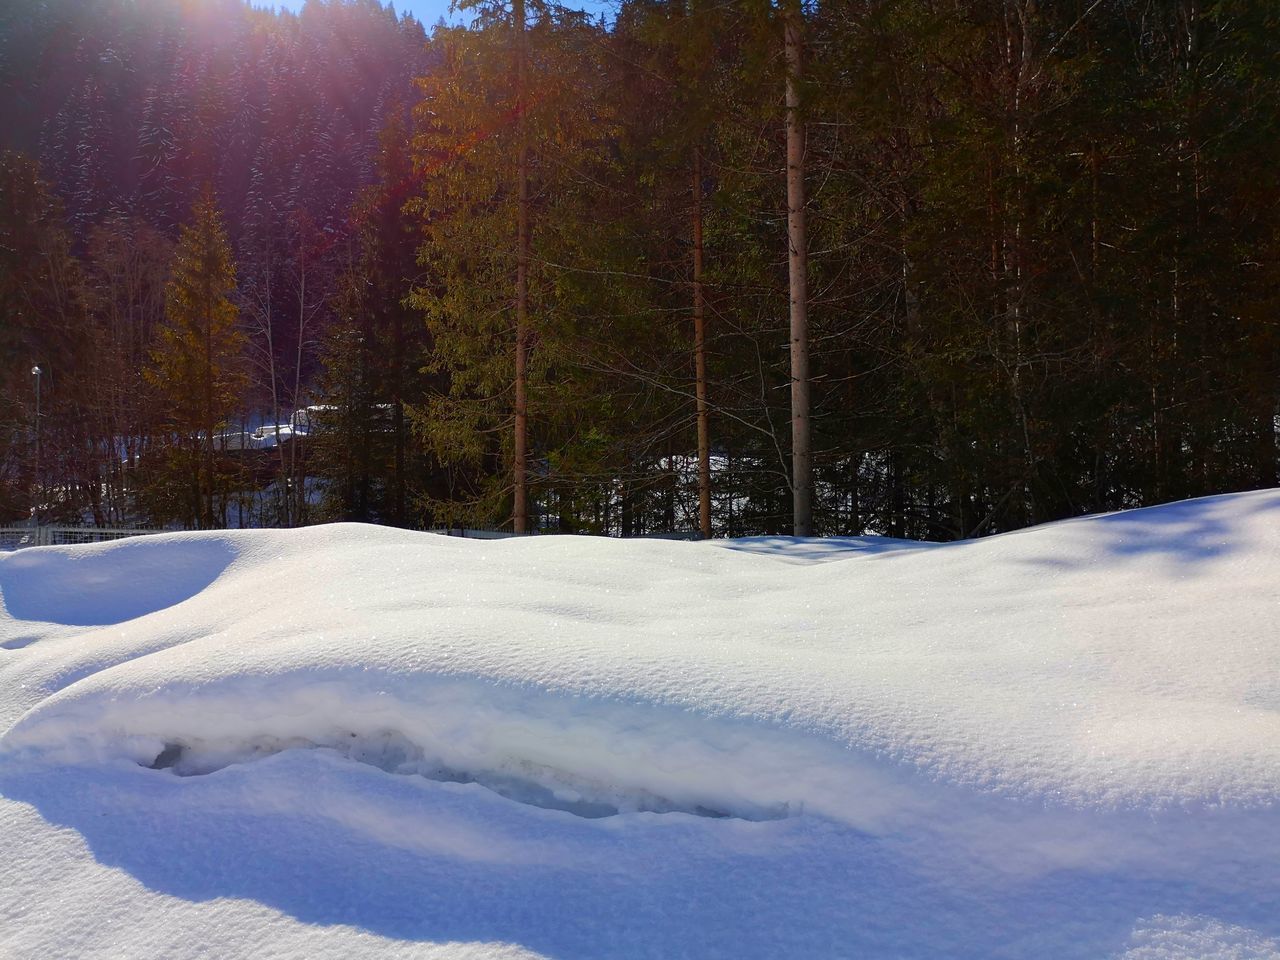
424,527 -> 702,541
426,527 -> 527,540
0,527 -> 39,551
0,525 -> 164,551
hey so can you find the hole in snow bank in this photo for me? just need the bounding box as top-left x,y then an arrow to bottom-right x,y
143,730 -> 787,821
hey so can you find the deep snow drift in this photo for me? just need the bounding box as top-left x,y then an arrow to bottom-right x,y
2,491 -> 1279,959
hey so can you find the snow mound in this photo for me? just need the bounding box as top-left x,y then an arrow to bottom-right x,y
2,490 -> 1279,958
0,534 -> 237,626
6,492 -> 1280,813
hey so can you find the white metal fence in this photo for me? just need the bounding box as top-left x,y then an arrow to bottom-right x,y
425,527 -> 701,540
0,526 -> 164,551
426,527 -> 529,539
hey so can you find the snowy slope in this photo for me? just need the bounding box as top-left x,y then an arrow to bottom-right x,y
1,491 -> 1279,959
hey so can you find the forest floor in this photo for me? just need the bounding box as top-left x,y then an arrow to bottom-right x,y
1,492 -> 1279,959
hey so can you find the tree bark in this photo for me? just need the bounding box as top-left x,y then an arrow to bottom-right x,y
513,0 -> 530,534
291,231 -> 307,527
392,307 -> 405,526
785,0 -> 813,536
204,281 -> 215,530
692,147 -> 711,538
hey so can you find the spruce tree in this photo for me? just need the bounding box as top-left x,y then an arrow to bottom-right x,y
408,3 -> 604,530
148,188 -> 246,528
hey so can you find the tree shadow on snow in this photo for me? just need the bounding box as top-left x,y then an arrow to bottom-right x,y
714,535 -> 940,564
1014,489 -> 1280,573
2,754 -> 1277,960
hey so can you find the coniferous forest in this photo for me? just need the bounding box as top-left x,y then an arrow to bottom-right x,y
2,0 -> 1277,538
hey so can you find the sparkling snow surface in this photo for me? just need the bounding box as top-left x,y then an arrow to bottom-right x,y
2,491 -> 1280,958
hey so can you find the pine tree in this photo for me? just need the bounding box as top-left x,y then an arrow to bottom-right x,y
0,151 -> 94,523
315,107 -> 431,526
408,2 -> 604,530
148,188 -> 246,528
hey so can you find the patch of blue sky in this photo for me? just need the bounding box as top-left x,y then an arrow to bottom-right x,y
269,0 -> 614,28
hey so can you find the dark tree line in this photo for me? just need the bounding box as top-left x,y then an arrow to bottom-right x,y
2,0 -> 1277,538
1,0 -> 429,527
409,0 -> 1280,538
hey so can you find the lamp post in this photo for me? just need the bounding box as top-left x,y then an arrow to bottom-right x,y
31,365 -> 42,523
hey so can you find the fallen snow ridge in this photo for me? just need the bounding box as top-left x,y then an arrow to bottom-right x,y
2,490 -> 1279,959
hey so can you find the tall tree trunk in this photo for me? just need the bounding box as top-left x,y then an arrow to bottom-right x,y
664,451 -> 677,531
204,299 -> 214,530
291,235 -> 306,527
1004,0 -> 1035,525
392,307 -> 405,526
1261,400 -> 1279,488
784,0 -> 813,536
692,147 -> 711,538
513,0 -> 530,534
258,262 -> 290,527
620,481 -> 634,538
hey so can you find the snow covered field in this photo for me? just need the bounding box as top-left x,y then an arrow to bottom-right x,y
2,491 -> 1279,959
